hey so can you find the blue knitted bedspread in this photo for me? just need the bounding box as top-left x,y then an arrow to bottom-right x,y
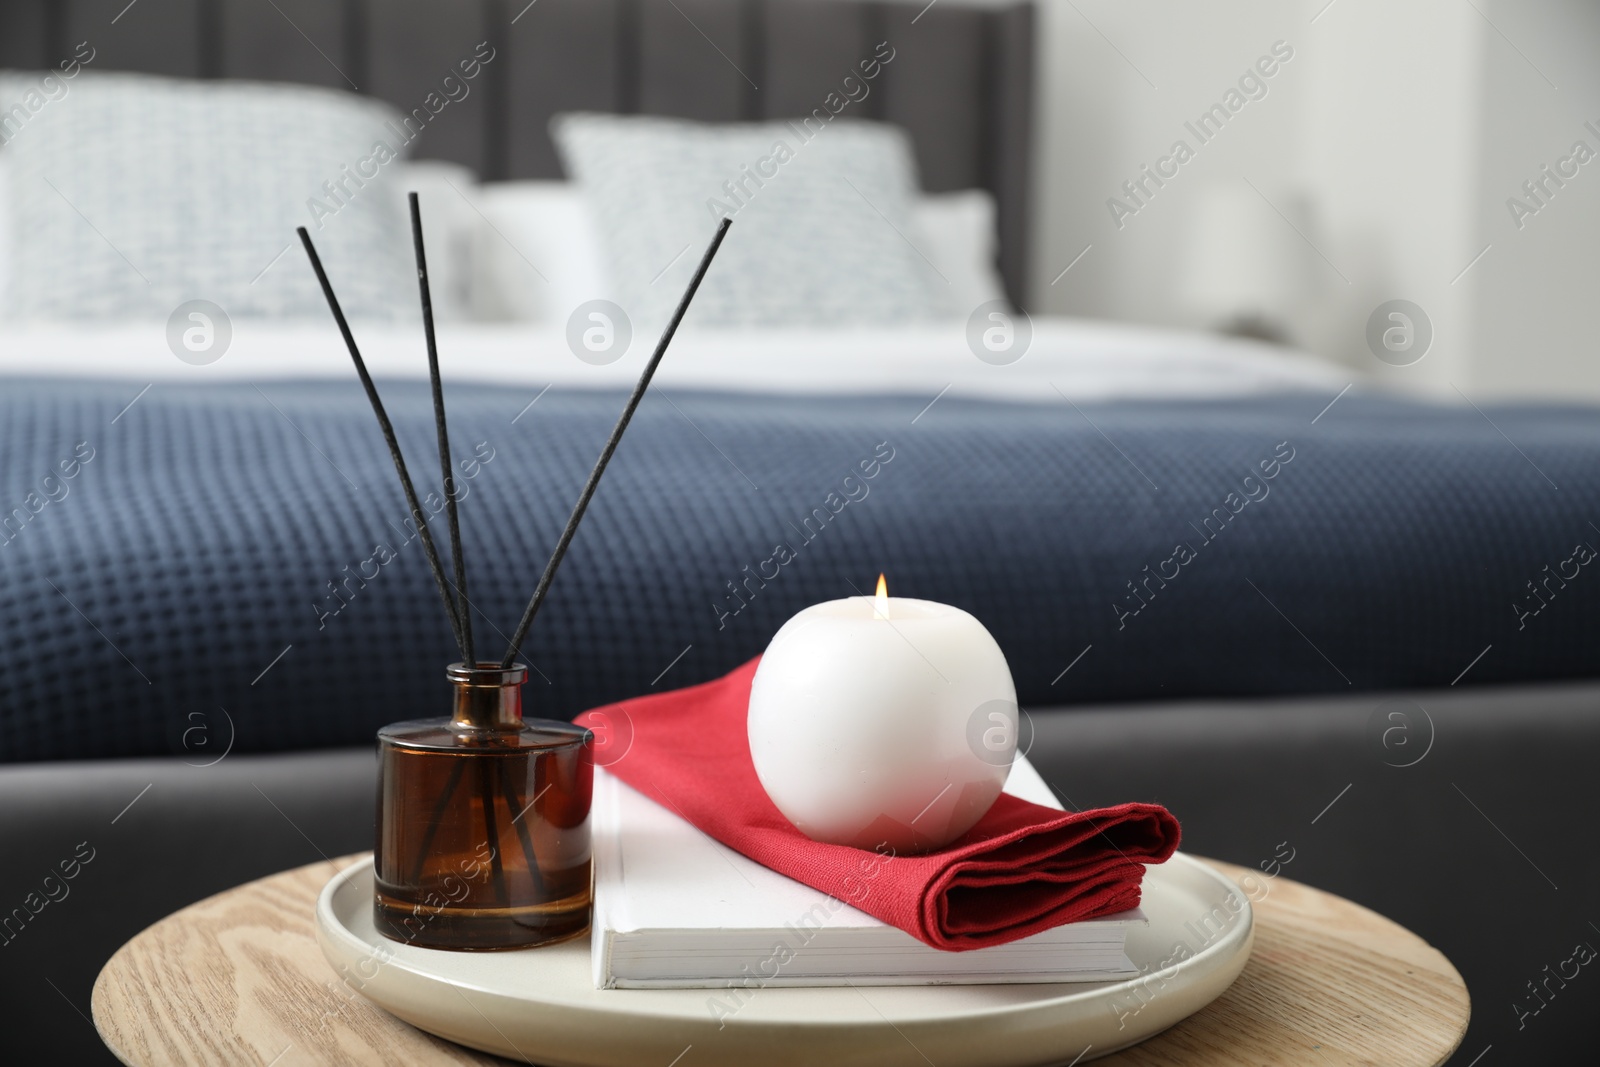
2,379 -> 1596,762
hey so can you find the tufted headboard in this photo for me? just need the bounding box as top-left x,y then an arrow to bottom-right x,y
0,0 -> 1035,307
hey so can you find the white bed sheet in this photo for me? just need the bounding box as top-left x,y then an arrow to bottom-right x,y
0,317 -> 1352,404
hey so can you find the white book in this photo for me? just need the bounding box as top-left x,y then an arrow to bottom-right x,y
591,756 -> 1144,989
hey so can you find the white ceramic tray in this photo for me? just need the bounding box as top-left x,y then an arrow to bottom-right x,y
316,853 -> 1252,1066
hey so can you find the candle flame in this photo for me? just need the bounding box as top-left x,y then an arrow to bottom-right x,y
874,573 -> 890,620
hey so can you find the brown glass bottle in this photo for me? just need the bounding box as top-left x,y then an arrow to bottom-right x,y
374,662 -> 593,950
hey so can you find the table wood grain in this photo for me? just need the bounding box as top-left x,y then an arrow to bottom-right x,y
92,854 -> 1469,1067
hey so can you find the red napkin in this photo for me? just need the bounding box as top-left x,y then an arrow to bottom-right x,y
576,657 -> 1181,951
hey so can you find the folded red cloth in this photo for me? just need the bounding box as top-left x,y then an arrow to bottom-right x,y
576,657 -> 1181,951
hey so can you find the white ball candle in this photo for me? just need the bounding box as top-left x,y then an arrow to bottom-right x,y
747,578 -> 1018,854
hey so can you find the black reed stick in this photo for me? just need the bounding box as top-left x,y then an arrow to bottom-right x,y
409,193 -> 475,665
499,217 -> 732,668
498,761 -> 546,896
478,760 -> 508,907
408,759 -> 466,886
297,226 -> 469,661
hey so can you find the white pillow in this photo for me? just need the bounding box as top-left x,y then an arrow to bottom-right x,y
468,180 -> 611,324
915,190 -> 1008,314
392,160 -> 480,323
552,113 -> 942,333
467,181 -> 1005,323
0,70 -> 414,322
0,152 -> 482,326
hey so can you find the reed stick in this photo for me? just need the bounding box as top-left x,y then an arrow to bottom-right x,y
408,759 -> 466,887
499,217 -> 732,668
499,761 -> 546,896
478,759 -> 508,907
297,227 -> 468,660
408,193 -> 475,664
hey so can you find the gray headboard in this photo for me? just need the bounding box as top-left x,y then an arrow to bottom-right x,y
0,0 -> 1035,307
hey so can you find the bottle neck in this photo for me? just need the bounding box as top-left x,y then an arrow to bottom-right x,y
446,663 -> 528,730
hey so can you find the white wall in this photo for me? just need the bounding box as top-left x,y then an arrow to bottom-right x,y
1029,0 -> 1600,400
1470,0 -> 1600,399
1030,0 -> 1307,332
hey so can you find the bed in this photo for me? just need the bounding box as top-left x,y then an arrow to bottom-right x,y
1,2 -> 1596,1065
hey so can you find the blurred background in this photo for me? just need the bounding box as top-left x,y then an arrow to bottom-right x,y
1032,0 -> 1600,399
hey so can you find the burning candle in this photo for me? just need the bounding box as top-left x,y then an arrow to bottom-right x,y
747,576 -> 1019,854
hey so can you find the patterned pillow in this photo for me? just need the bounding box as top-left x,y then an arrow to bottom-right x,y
0,70 -> 415,322
552,113 -> 942,332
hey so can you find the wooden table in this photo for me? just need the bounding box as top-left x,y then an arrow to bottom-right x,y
93,854 -> 1469,1067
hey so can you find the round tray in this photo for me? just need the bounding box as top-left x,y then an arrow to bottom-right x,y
315,853 -> 1252,1066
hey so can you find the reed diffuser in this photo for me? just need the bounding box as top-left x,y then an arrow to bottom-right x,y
299,205 -> 731,950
